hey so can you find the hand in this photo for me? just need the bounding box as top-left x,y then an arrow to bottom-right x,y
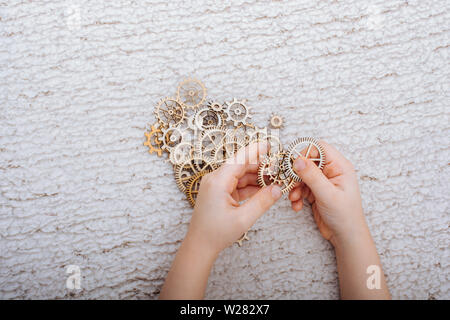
288,141 -> 367,247
186,141 -> 283,256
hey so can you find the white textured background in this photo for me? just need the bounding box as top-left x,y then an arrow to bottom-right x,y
1,0 -> 449,299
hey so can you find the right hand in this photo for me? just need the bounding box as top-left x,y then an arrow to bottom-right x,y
288,141 -> 368,247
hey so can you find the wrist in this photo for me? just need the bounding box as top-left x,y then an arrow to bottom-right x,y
329,216 -> 372,250
183,230 -> 220,262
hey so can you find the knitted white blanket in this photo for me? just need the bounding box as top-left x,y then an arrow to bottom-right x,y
1,0 -> 449,299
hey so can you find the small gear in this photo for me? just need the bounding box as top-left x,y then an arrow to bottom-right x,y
284,137 -> 325,182
194,106 -> 224,130
235,232 -> 250,247
224,98 -> 252,127
143,124 -> 163,156
177,78 -> 207,109
257,152 -> 296,194
270,114 -> 284,129
160,125 -> 185,153
207,100 -> 225,113
154,97 -> 185,127
186,170 -> 211,207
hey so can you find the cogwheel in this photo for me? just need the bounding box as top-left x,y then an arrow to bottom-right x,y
235,231 -> 250,247
160,125 -> 186,153
224,98 -> 252,127
169,141 -> 193,165
154,97 -> 185,128
270,114 -> 284,129
207,100 -> 225,113
212,134 -> 246,165
174,156 -> 216,193
143,124 -> 163,156
194,106 -> 224,130
195,126 -> 227,160
186,170 -> 211,207
284,137 -> 325,182
257,152 -> 296,194
177,78 -> 207,109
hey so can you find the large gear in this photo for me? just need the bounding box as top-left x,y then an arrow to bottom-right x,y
186,170 -> 211,207
194,106 -> 224,130
284,137 -> 325,182
169,142 -> 193,165
257,152 -> 296,194
195,127 -> 227,160
177,78 -> 207,109
154,97 -> 185,127
224,98 -> 252,127
143,124 -> 163,156
174,156 -> 215,193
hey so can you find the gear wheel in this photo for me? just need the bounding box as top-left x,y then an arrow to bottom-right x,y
169,142 -> 193,165
194,106 -> 224,130
224,98 -> 252,127
154,97 -> 185,127
195,127 -> 227,160
177,78 -> 207,109
207,100 -> 225,113
257,152 -> 296,194
160,125 -> 186,153
174,156 -> 216,193
186,170 -> 211,207
143,124 -> 163,156
284,137 -> 325,182
270,114 -> 284,129
235,232 -> 250,247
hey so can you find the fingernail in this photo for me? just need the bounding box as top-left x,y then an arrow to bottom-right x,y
294,158 -> 306,171
271,185 -> 282,200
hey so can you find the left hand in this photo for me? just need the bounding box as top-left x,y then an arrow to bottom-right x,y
185,142 -> 282,256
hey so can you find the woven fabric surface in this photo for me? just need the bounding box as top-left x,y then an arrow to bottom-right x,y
1,0 -> 449,299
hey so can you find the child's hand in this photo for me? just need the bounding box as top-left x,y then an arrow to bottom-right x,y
288,141 -> 366,247
185,142 -> 282,256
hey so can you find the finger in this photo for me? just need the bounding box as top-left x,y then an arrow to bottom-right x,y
216,141 -> 269,187
237,173 -> 259,188
288,186 -> 302,202
293,156 -> 335,198
237,186 -> 260,201
245,164 -> 259,174
238,185 -> 282,227
319,140 -> 352,176
292,199 -> 303,212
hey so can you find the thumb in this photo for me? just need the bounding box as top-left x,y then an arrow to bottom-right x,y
239,185 -> 282,227
293,156 -> 334,199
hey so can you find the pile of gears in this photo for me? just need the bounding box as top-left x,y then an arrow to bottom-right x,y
144,79 -> 325,246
